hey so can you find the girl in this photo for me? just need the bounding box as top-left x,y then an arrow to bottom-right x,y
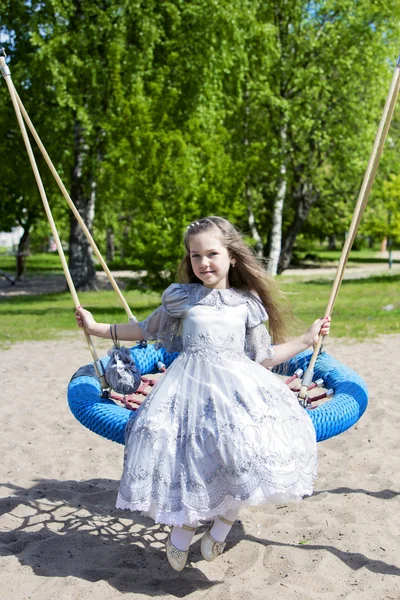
76,216 -> 330,571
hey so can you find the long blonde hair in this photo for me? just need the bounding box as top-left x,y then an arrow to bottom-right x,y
177,216 -> 289,343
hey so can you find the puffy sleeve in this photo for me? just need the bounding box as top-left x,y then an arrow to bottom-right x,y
244,294 -> 275,363
138,284 -> 189,353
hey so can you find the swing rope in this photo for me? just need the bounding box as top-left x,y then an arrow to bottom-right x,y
298,54 -> 400,400
16,90 -> 136,322
0,52 -> 136,323
0,51 -> 109,386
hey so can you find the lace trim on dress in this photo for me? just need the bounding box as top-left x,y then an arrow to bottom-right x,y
116,485 -> 315,527
181,331 -> 247,363
183,284 -> 266,312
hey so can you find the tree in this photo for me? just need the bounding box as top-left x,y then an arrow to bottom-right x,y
360,115 -> 400,246
1,0 -> 134,289
2,0 -> 400,288
96,0 -> 260,289
262,0 -> 400,272
0,12 -> 64,276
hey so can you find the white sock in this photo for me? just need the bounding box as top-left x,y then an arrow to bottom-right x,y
170,525 -> 196,551
209,508 -> 240,543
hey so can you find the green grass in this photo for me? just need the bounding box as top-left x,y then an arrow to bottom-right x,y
284,273 -> 400,338
294,247 -> 399,265
0,289 -> 160,346
1,273 -> 399,346
0,252 -> 64,275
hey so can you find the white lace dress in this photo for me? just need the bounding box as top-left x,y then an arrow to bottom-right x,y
116,283 -> 317,526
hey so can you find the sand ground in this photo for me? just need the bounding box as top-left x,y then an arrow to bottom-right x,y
0,331 -> 399,600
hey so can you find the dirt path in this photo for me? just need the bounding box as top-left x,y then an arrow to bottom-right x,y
1,258 -> 399,298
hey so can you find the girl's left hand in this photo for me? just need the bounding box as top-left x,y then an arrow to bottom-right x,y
304,316 -> 331,346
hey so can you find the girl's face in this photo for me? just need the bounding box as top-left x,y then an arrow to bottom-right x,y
189,231 -> 232,289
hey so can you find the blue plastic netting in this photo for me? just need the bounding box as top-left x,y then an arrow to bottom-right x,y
68,345 -> 368,444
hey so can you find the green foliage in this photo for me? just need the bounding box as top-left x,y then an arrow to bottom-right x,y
361,114 -> 400,243
1,0 -> 400,287
266,0 -> 400,249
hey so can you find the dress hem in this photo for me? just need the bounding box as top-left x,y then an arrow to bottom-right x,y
115,484 -> 316,527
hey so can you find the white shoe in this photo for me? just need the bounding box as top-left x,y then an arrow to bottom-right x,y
200,528 -> 226,561
165,525 -> 196,571
200,515 -> 235,562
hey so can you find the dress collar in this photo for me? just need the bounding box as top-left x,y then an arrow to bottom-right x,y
183,283 -> 251,307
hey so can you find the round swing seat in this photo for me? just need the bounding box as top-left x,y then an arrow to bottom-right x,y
68,345 -> 368,444
272,350 -> 368,441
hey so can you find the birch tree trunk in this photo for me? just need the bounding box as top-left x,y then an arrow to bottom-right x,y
278,184 -> 317,273
68,121 -> 98,291
328,234 -> 337,250
16,223 -> 31,280
267,125 -> 287,276
246,185 -> 264,257
243,86 -> 264,257
267,165 -> 286,275
106,227 -> 115,262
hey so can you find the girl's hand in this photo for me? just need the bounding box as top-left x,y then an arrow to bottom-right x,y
303,316 -> 331,347
75,306 -> 97,333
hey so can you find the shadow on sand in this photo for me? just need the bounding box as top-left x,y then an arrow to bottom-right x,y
0,479 -> 399,597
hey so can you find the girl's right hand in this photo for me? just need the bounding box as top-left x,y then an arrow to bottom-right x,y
75,306 -> 96,333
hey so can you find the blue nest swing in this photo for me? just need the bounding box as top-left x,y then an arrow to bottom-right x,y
7,46 -> 393,451
68,344 -> 368,444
